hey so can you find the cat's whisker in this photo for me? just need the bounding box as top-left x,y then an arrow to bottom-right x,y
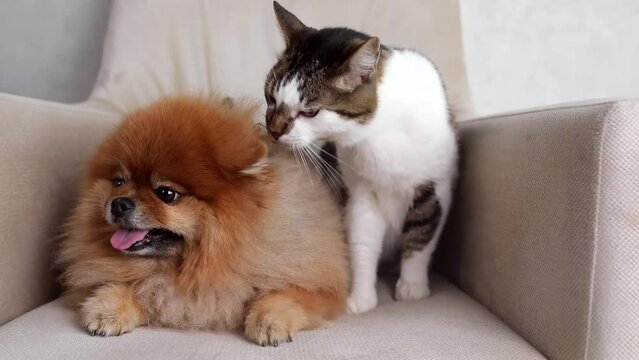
301,146 -> 331,190
304,144 -> 343,181
307,146 -> 345,197
300,146 -> 320,175
304,146 -> 340,194
309,146 -> 345,192
315,150 -> 344,185
291,146 -> 303,172
309,142 -> 361,175
295,145 -> 315,188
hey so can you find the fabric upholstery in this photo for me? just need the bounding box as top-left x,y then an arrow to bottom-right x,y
438,100 -> 639,360
0,276 -> 544,360
3,0 -> 638,357
587,101 -> 639,360
85,0 -> 473,118
0,94 -> 118,325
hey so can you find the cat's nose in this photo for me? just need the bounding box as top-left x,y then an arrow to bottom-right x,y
268,127 -> 283,140
267,116 -> 290,141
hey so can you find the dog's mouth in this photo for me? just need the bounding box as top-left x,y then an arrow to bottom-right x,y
110,228 -> 183,253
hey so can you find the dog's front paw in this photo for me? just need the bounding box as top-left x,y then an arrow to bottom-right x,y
395,279 -> 430,301
80,285 -> 145,337
83,308 -> 135,337
245,305 -> 296,347
347,291 -> 377,314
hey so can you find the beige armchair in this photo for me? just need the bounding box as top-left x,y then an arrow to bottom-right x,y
1,1 -> 637,359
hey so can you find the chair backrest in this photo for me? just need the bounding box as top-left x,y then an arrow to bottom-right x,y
86,0 -> 473,118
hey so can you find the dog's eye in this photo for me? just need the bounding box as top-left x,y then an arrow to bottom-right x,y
299,109 -> 319,118
155,186 -> 181,204
113,177 -> 126,188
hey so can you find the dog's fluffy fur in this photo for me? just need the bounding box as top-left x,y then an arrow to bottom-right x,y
57,96 -> 348,346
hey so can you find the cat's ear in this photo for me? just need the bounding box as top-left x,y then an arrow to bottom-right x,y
273,1 -> 307,46
334,37 -> 381,92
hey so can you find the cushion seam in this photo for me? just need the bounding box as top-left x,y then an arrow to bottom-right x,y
583,102 -> 617,360
0,93 -> 118,118
464,101 -> 619,124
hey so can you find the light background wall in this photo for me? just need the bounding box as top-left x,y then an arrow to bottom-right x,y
0,0 -> 110,103
460,0 -> 639,115
1,1 -> 638,115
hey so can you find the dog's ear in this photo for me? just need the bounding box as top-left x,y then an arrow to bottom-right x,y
237,141 -> 268,177
207,110 -> 269,178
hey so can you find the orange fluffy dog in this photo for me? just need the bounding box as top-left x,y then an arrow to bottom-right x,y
57,97 -> 348,346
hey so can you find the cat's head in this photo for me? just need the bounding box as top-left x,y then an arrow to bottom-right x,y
265,1 -> 383,146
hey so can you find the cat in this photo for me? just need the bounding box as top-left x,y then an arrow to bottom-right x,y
264,2 -> 458,314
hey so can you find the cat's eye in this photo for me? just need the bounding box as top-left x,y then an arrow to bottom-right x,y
113,177 -> 126,188
155,186 -> 181,204
299,109 -> 320,118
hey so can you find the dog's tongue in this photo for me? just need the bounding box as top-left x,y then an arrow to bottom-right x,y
110,229 -> 149,250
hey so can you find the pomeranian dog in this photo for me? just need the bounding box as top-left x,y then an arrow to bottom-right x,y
56,96 -> 348,346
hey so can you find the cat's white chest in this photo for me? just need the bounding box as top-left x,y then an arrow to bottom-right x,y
337,49 -> 457,230
341,145 -> 413,230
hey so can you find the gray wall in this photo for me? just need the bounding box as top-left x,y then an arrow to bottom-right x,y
0,0 -> 111,103
460,0 -> 639,115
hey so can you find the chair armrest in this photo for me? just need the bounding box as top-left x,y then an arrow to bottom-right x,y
438,99 -> 639,360
0,93 -> 118,325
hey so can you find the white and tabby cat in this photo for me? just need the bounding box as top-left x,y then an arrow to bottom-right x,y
264,2 -> 458,314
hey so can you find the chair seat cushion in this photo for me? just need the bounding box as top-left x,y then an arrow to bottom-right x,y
0,276 -> 544,360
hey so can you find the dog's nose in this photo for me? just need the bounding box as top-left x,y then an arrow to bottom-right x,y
111,197 -> 135,218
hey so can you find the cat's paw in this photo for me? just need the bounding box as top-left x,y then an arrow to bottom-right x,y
395,279 -> 430,301
347,291 -> 377,314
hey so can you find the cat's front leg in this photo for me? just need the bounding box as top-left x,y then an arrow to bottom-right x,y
346,185 -> 387,314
